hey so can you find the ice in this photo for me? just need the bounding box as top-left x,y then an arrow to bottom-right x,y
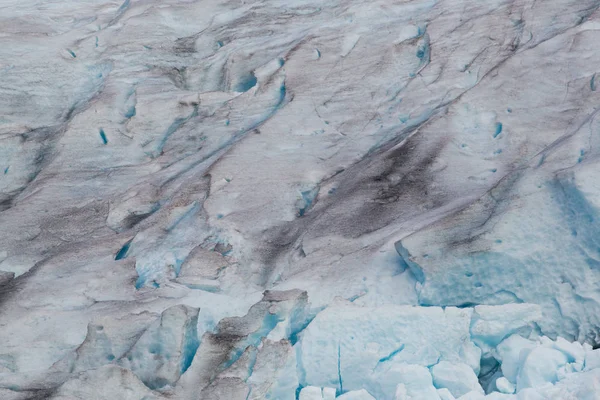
300,386 -> 326,400
470,304 -> 542,353
196,377 -> 250,400
70,312 -> 157,373
50,365 -> 158,400
299,386 -> 337,400
336,389 -> 377,400
297,303 -> 479,398
388,364 -> 440,400
484,394 -> 514,400
495,335 -> 537,384
437,388 -> 457,400
3,0 -> 600,398
323,387 -> 337,400
584,348 -> 600,371
516,347 -> 568,390
398,161 -> 600,342
456,392 -> 485,400
431,361 -> 484,398
178,290 -> 308,397
119,305 -> 199,389
495,377 -> 515,395
246,339 -> 298,400
550,337 -> 585,373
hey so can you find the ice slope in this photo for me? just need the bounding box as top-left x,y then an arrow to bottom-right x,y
2,0 -> 600,398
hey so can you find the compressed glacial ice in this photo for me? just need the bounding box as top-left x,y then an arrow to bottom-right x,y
2,0 -> 600,398
431,361 -> 484,398
298,303 -> 480,398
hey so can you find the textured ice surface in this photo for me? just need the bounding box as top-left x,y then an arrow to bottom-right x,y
2,0 -> 600,398
298,302 -> 480,398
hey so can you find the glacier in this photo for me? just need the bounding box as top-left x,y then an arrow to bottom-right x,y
2,0 -> 600,398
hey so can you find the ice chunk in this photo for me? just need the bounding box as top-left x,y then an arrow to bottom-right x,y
120,304 -> 200,389
470,304 -> 542,352
431,361 -> 484,398
495,377 -> 516,394
179,290 -> 308,396
247,339 -> 298,400
550,337 -> 584,371
300,386 -> 324,400
537,368 -> 600,399
178,245 -> 229,280
495,335 -> 537,383
299,386 -> 337,400
393,364 -> 441,400
584,348 -> 600,371
70,312 -> 156,373
516,347 -> 568,390
323,387 -> 336,400
437,388 -> 457,400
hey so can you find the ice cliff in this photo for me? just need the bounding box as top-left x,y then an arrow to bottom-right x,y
2,0 -> 600,398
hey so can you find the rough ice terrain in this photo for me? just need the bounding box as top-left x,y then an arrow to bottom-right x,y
2,0 -> 600,398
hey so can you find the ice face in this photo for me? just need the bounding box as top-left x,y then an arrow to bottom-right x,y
2,0 -> 600,398
297,303 -> 480,398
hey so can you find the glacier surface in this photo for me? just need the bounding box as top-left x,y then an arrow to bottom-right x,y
1,0 -> 600,398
